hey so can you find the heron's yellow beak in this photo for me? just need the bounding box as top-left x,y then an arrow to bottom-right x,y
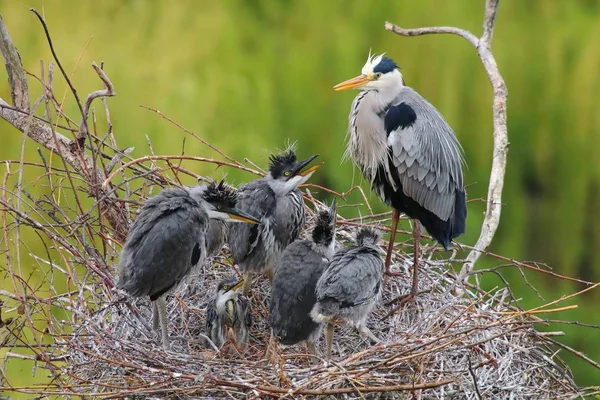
226,207 -> 261,224
334,74 -> 372,91
298,162 -> 324,177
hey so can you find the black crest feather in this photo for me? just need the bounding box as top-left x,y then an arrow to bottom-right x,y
269,149 -> 297,178
373,56 -> 398,74
312,209 -> 335,246
355,227 -> 381,247
203,180 -> 238,209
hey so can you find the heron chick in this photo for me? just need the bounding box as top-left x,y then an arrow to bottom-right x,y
269,199 -> 337,355
205,276 -> 252,351
228,148 -> 322,295
335,52 -> 467,302
311,227 -> 384,360
118,181 -> 260,350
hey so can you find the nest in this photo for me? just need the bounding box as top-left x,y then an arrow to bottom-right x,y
1,146 -> 593,398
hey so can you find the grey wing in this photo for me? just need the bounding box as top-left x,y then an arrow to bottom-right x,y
205,298 -> 223,347
273,189 -> 305,247
228,180 -> 276,264
316,247 -> 383,307
118,190 -> 208,300
206,220 -> 227,259
387,87 -> 465,221
239,295 -> 252,328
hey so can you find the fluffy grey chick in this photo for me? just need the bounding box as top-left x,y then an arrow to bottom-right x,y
311,227 -> 384,359
205,275 -> 252,351
228,148 -> 322,295
269,199 -> 337,355
118,181 -> 260,350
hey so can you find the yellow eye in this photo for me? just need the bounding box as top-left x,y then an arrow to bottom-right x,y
216,205 -> 223,210
284,171 -> 291,177
222,285 -> 229,290
374,72 -> 382,79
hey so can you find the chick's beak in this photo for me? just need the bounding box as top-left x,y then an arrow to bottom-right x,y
230,279 -> 244,292
334,74 -> 372,91
226,207 -> 261,224
291,154 -> 322,177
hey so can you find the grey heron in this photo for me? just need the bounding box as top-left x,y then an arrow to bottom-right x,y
334,52 -> 467,302
205,275 -> 252,351
228,148 -> 322,295
118,181 -> 260,350
311,227 -> 384,360
269,199 -> 337,355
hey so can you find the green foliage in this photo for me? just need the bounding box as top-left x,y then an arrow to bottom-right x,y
1,0 -> 599,388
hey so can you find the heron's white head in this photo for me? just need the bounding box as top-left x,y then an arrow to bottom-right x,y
334,52 -> 404,92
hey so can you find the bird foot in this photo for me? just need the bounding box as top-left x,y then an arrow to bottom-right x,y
384,270 -> 404,278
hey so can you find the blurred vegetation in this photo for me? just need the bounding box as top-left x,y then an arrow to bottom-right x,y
1,0 -> 599,392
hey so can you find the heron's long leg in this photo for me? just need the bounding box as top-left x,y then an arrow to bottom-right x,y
152,302 -> 159,331
384,209 -> 402,276
155,296 -> 169,350
411,220 -> 421,298
358,323 -> 381,344
324,323 -> 334,361
242,271 -> 253,295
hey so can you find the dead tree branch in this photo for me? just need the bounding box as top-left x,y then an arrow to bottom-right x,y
0,15 -> 29,111
385,0 -> 508,285
0,14 -> 129,242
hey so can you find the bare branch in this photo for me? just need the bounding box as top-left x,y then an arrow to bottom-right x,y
385,0 -> 508,285
0,14 -> 29,110
81,62 -> 116,137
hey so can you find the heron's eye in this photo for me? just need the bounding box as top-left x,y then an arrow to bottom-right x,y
284,171 -> 291,177
223,285 -> 229,291
374,72 -> 382,79
216,205 -> 223,210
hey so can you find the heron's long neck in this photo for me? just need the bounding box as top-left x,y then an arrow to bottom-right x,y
344,91 -> 389,182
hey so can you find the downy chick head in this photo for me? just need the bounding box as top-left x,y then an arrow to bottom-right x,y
267,149 -> 322,196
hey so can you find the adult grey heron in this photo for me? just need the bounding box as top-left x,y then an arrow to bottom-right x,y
228,148 -> 322,295
311,227 -> 384,360
118,181 -> 260,350
205,275 -> 252,351
334,52 -> 467,301
269,199 -> 337,355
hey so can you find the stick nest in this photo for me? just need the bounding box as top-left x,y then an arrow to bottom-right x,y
0,134 -> 592,399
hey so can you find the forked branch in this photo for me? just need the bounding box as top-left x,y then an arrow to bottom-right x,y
385,0 -> 508,285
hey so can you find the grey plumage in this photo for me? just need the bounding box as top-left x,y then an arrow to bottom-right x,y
335,53 -> 467,299
269,200 -> 337,354
311,227 -> 384,359
228,149 -> 321,294
206,220 -> 227,259
118,181 -> 260,350
205,276 -> 252,351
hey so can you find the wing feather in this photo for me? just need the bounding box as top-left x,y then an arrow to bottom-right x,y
386,87 -> 465,221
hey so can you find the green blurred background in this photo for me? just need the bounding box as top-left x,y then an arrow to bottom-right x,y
1,0 -> 599,391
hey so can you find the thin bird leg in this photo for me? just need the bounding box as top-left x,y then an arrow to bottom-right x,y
357,322 -> 381,344
155,296 -> 169,350
242,271 -> 253,295
152,302 -> 159,331
325,323 -> 334,361
384,209 -> 402,277
411,220 -> 421,298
